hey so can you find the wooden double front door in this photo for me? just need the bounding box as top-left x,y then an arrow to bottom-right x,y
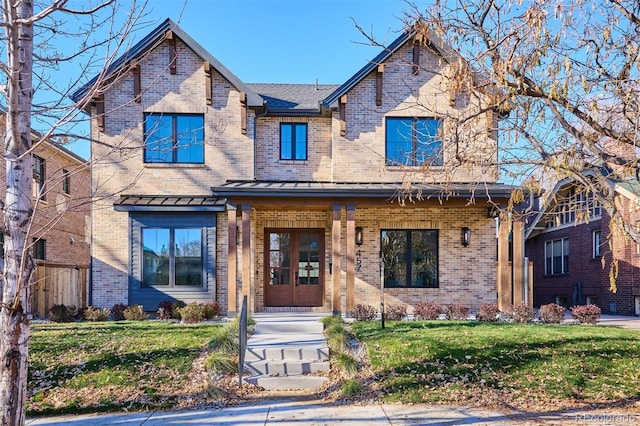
265,229 -> 324,307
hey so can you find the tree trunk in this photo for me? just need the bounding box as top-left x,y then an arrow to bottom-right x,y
0,0 -> 35,424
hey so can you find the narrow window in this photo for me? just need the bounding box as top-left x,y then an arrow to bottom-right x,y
385,117 -> 442,166
62,169 -> 70,195
381,229 -> 438,288
280,123 -> 307,160
33,155 -> 46,201
592,230 -> 601,258
144,113 -> 204,164
33,238 -> 46,260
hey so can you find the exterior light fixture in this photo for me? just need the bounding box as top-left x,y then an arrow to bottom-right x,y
355,226 -> 364,246
461,227 -> 470,247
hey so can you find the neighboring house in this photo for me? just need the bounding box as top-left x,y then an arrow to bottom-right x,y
72,19 -> 526,315
0,113 -> 91,315
525,177 -> 640,316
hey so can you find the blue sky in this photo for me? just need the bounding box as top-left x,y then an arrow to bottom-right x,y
64,0 -> 429,158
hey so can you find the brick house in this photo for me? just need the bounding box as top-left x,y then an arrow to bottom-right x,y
72,19 -> 526,315
525,177 -> 640,316
0,113 -> 91,315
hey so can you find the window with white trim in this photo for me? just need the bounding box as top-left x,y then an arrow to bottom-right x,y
545,237 -> 568,275
592,230 -> 601,258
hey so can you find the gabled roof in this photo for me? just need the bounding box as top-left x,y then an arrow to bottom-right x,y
248,83 -> 339,115
322,27 -> 458,108
70,18 -> 263,108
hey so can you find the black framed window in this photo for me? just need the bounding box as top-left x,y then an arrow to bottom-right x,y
33,155 -> 46,200
142,227 -> 203,287
62,169 -> 70,194
385,117 -> 442,166
33,238 -> 46,260
545,238 -> 569,275
144,113 -> 204,163
381,229 -> 438,288
280,123 -> 307,160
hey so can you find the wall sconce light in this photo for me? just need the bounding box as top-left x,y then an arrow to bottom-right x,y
461,227 -> 470,247
355,226 -> 364,246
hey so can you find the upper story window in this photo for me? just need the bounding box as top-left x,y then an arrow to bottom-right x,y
280,123 -> 307,160
547,187 -> 602,228
144,113 -> 204,164
385,117 -> 442,166
62,169 -> 70,195
545,237 -> 568,275
33,155 -> 46,201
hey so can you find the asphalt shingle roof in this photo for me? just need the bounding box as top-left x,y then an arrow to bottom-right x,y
247,83 -> 339,113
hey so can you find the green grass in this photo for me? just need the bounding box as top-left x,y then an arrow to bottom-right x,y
351,321 -> 640,408
28,321 -> 222,416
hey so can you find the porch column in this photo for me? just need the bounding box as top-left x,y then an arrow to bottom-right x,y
512,219 -> 527,307
497,213 -> 512,312
227,205 -> 237,316
332,204 -> 342,315
241,204 -> 252,312
346,205 -> 356,314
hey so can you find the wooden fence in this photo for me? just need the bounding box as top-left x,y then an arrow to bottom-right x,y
30,262 -> 89,318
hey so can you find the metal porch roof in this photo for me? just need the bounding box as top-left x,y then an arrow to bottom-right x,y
114,195 -> 227,212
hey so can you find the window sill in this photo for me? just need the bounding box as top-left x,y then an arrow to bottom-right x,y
144,163 -> 206,169
279,160 -> 308,164
384,286 -> 439,289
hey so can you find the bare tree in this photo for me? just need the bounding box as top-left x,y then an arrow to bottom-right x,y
0,1 -> 149,423
368,0 -> 638,288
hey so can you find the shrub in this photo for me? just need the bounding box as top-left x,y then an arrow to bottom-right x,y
352,304 -> 378,321
539,303 -> 566,324
202,301 -> 222,320
171,300 -> 186,320
111,303 -> 127,321
178,302 -> 205,324
445,304 -> 469,320
512,304 -> 535,323
123,305 -> 148,321
208,323 -> 239,354
83,306 -> 111,322
205,352 -> 237,374
571,304 -> 601,325
476,303 -> 499,322
157,300 -> 175,320
384,304 -> 407,321
341,378 -> 364,397
333,353 -> 358,374
413,301 -> 442,320
48,304 -> 77,322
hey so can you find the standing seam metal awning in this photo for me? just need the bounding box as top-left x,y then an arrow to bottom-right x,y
114,195 -> 228,212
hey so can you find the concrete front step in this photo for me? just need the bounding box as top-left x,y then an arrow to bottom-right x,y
244,359 -> 330,376
243,375 -> 329,391
245,345 -> 329,362
243,313 -> 330,391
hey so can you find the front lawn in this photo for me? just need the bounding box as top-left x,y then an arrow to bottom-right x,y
351,321 -> 640,410
28,321 -> 223,416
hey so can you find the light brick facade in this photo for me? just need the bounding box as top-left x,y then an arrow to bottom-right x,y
79,19 -> 519,314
